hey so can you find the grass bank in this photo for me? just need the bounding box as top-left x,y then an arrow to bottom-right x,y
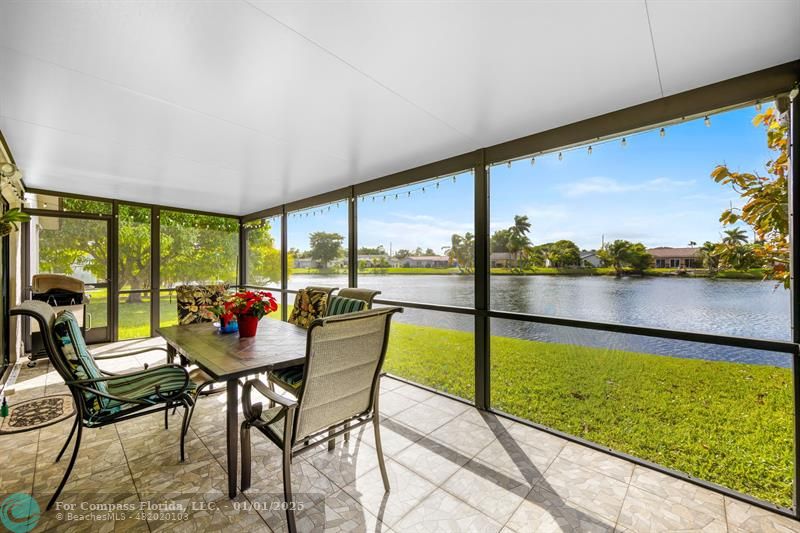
384,322 -> 792,507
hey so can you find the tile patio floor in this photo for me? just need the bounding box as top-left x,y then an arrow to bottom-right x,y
1,338 -> 798,532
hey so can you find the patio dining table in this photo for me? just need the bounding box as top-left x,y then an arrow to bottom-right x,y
157,319 -> 308,498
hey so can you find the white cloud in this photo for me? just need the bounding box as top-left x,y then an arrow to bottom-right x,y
559,176 -> 695,197
359,216 -> 472,252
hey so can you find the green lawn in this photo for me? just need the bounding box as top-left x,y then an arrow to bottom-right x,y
384,322 -> 793,508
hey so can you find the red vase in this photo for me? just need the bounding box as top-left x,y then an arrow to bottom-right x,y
237,314 -> 260,337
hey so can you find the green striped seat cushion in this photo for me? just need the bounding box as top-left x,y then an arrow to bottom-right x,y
95,366 -> 194,423
324,296 -> 367,317
273,296 -> 367,392
271,365 -> 305,391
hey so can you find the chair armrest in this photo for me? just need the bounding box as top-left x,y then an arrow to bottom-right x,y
241,379 -> 297,425
91,346 -> 168,361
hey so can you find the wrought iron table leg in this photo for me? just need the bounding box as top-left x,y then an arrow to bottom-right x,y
226,378 -> 238,498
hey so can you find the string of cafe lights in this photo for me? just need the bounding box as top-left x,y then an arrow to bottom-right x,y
240,98 -> 772,229
240,172 -> 469,227
494,100 -> 765,169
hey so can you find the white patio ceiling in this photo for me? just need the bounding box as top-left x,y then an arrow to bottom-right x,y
0,1 -> 798,215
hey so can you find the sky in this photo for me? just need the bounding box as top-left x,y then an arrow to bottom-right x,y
283,104 -> 773,254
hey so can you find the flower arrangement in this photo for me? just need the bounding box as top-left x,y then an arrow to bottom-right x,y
215,290 -> 278,337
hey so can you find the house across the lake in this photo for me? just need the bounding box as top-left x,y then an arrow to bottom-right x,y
393,255 -> 450,268
581,250 -> 603,268
648,247 -> 702,269
490,252 -> 516,268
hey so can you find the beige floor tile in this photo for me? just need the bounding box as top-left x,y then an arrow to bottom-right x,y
343,458 -> 435,527
392,384 -> 434,403
454,409 -> 515,432
0,435 -> 39,494
37,487 -> 148,533
394,438 -> 471,486
500,423 -> 568,455
307,438 -> 381,489
378,390 -> 414,417
725,497 -> 800,532
442,460 -> 531,523
505,484 -> 615,533
472,437 -> 556,486
628,466 -> 726,518
119,424 -> 199,463
418,394 -> 472,417
393,487 -> 502,533
540,457 -> 628,522
128,438 -> 229,498
391,402 -> 455,435
617,484 -> 726,532
143,492 -> 270,532
428,416 -> 497,458
354,418 -> 423,457
556,442 -> 634,483
380,377 -> 405,392
34,434 -> 127,495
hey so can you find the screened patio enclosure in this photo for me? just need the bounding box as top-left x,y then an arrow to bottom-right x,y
10,62 -> 798,521
1,1 -> 799,530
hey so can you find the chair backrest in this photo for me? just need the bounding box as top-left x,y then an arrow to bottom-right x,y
324,295 -> 366,317
291,306 -> 402,443
336,288 -> 381,309
175,284 -> 228,325
10,301 -> 97,413
305,286 -> 337,299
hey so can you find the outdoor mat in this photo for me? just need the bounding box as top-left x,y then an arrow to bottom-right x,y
0,395 -> 74,434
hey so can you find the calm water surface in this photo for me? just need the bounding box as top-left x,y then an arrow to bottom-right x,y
290,274 -> 792,367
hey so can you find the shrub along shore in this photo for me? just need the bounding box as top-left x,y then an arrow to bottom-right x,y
384,321 -> 792,508
290,267 -> 766,279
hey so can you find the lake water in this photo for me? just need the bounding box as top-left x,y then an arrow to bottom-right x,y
289,274 -> 793,367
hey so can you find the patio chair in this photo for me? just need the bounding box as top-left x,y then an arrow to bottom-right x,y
10,300 -> 194,511
240,306 -> 402,533
335,287 -> 381,309
271,287 -> 379,397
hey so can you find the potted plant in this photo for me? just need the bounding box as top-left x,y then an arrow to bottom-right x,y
218,290 -> 278,337
0,208 -> 30,237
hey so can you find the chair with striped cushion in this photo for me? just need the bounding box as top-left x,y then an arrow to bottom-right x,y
325,295 -> 367,316
11,301 -> 195,511
271,293 -> 370,395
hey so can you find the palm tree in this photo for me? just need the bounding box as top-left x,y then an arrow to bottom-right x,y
687,241 -> 696,248
507,215 -> 532,268
697,241 -> 720,273
722,228 -> 748,245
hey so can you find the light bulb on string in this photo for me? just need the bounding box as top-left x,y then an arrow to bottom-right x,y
507,161 -> 512,168
621,137 -> 627,148
436,182 -> 440,189
587,146 -> 592,156
395,194 -> 399,200
755,101 -> 762,112
704,116 -> 711,127
452,176 -> 456,183
408,191 -> 411,197
558,152 -> 563,161
659,127 -> 666,138
530,157 -> 535,166
422,187 -> 426,193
